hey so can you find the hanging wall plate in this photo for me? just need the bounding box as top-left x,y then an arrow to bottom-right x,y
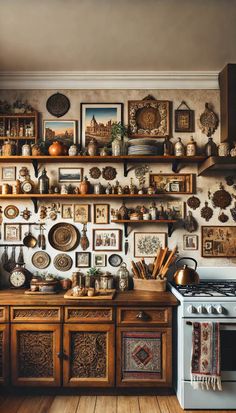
53,253 -> 73,271
4,205 -> 19,219
108,254 -> 123,267
212,184 -> 232,209
46,93 -> 70,117
32,251 -> 51,269
187,196 -> 201,210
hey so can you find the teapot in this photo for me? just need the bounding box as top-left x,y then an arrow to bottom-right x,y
173,257 -> 199,286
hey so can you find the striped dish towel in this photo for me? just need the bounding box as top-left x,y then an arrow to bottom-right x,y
191,322 -> 222,391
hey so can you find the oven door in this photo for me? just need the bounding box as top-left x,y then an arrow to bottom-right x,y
183,320 -> 236,381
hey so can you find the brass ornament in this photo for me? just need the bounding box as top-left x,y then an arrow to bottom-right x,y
102,166 -> 117,181
53,253 -> 73,271
211,184 -> 232,209
187,196 -> 201,210
89,167 -> 101,179
199,103 -> 219,137
201,202 -> 213,222
218,211 -> 229,223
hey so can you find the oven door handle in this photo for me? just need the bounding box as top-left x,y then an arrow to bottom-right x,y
186,321 -> 236,330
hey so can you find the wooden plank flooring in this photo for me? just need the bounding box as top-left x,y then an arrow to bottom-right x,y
0,395 -> 235,413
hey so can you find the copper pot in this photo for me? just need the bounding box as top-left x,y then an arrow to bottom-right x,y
173,257 -> 199,286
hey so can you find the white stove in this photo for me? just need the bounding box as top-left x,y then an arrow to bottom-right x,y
169,268 -> 236,410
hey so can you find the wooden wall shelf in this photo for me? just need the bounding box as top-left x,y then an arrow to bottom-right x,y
111,219 -> 177,237
198,156 -> 236,175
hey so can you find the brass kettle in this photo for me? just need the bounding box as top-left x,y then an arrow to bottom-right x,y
173,257 -> 199,286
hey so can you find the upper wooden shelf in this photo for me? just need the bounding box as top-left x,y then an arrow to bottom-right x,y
198,156 -> 236,176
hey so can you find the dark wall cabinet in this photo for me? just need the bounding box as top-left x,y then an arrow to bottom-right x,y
219,63 -> 236,142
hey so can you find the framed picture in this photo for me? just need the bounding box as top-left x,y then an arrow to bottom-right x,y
74,204 -> 90,223
61,204 -> 73,219
4,223 -> 21,242
93,253 -> 107,267
128,96 -> 171,138
76,252 -> 91,268
175,101 -> 195,133
58,167 -> 83,183
93,229 -> 122,251
43,120 -> 77,145
80,103 -> 123,148
1,166 -> 16,181
94,204 -> 109,224
183,234 -> 198,250
202,226 -> 236,258
166,201 -> 186,219
134,232 -> 167,258
149,173 -> 194,194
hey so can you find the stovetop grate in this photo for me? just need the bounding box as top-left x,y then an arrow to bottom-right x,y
170,281 -> 236,297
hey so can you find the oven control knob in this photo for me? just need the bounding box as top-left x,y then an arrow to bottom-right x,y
216,305 -> 224,314
197,305 -> 205,314
207,305 -> 214,314
187,305 -> 196,314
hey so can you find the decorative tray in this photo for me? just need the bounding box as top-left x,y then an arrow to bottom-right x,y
64,289 -> 116,300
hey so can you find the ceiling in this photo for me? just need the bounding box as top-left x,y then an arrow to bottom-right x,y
0,0 -> 236,71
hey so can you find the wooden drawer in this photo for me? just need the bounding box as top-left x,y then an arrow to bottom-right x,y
0,307 -> 9,322
10,306 -> 62,323
117,307 -> 171,326
64,307 -> 113,323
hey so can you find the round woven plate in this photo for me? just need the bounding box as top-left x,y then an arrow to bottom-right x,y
53,254 -> 72,271
32,251 -> 51,269
4,205 -> 19,219
48,223 -> 80,251
46,93 -> 70,117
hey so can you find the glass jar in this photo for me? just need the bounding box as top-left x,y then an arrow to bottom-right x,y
117,263 -> 129,291
100,272 -> 113,290
174,137 -> 185,156
38,168 -> 50,194
2,140 -> 16,156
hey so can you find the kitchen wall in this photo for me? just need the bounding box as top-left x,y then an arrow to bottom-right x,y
0,88 -> 235,286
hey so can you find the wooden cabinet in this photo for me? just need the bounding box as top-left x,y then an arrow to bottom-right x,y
0,324 -> 9,385
219,63 -> 236,142
63,324 -> 115,387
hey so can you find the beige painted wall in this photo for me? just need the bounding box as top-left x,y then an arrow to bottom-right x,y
0,0 -> 236,71
0,88 -> 235,286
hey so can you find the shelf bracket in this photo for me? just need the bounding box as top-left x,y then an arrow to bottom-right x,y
31,198 -> 39,213
124,223 -> 129,238
123,161 -> 134,177
172,159 -> 180,173
31,159 -> 39,178
167,223 -> 175,237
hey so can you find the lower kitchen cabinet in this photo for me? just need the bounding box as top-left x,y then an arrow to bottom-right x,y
11,323 -> 61,386
63,324 -> 115,387
116,326 -> 172,387
0,324 -> 9,385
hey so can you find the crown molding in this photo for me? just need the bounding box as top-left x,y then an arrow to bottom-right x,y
0,71 -> 219,90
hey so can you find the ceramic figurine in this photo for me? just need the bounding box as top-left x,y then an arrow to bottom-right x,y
60,184 -> 68,194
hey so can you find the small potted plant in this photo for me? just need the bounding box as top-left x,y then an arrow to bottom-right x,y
111,122 -> 129,156
85,267 -> 101,288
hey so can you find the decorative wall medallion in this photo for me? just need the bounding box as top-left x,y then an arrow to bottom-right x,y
187,196 -> 201,210
102,166 -> 117,181
230,202 -> 236,222
201,202 -> 213,221
89,167 -> 101,179
4,205 -> 19,219
225,176 -> 234,186
32,251 -> 51,269
199,103 -> 219,136
211,184 -> 232,209
46,93 -> 70,117
53,253 -> 72,271
218,211 -> 229,223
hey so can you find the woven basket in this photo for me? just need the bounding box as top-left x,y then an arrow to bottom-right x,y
133,278 -> 166,292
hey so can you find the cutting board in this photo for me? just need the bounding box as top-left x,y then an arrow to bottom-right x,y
64,289 -> 116,300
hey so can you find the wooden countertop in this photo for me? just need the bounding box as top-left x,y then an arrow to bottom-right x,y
0,289 -> 179,307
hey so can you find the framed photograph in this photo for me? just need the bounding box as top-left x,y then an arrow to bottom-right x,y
128,96 -> 171,138
76,252 -> 91,268
58,167 -> 83,183
93,253 -> 107,267
149,173 -> 194,194
202,226 -> 236,258
74,204 -> 90,223
80,103 -> 123,148
166,201 -> 186,219
183,234 -> 198,250
134,232 -> 167,258
1,166 -> 16,181
94,204 -> 109,224
61,204 -> 73,219
43,120 -> 77,145
4,223 -> 21,242
93,229 -> 122,251
175,101 -> 194,133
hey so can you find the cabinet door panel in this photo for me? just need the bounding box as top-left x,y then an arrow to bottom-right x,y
63,324 -> 115,387
117,327 -> 172,387
0,324 -> 9,384
11,324 -> 61,386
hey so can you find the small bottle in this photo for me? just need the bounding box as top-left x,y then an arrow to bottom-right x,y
205,137 -> 217,157
163,136 -> 173,156
174,137 -> 185,156
150,202 -> 158,220
38,168 -> 50,194
186,136 -> 197,156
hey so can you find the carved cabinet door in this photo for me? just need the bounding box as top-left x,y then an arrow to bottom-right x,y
116,327 -> 172,387
0,324 -> 9,385
11,323 -> 61,386
63,324 -> 115,387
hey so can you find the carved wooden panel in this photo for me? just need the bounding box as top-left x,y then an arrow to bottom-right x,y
0,330 -> 3,378
65,307 -> 113,323
0,324 -> 9,384
117,307 -> 171,326
11,307 -> 61,322
0,307 -> 8,322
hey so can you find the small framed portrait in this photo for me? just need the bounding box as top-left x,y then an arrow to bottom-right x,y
58,167 -> 83,183
183,234 -> 198,250
76,252 -> 91,268
166,201 -> 185,219
94,204 -> 109,224
43,120 -> 77,145
134,232 -> 167,258
93,229 -> 122,251
74,204 -> 90,223
93,253 -> 107,267
61,204 -> 73,219
1,166 -> 16,181
80,102 -> 123,149
4,223 -> 21,242
175,101 -> 195,133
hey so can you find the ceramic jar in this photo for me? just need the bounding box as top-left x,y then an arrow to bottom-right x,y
79,176 -> 90,194
68,144 -> 78,156
205,137 -> 218,157
186,136 -> 197,156
174,137 -> 185,156
87,138 -> 98,156
22,143 -> 31,156
218,142 -> 230,157
112,137 -> 122,156
94,182 -> 103,194
48,141 -> 64,156
2,140 -> 16,156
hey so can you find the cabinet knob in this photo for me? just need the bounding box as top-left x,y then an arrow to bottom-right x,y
136,311 -> 150,321
57,352 -> 64,359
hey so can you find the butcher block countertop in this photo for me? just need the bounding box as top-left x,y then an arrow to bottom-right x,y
0,289 -> 179,306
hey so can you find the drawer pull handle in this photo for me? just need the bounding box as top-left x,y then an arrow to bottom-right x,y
136,311 -> 150,321
57,352 -> 65,360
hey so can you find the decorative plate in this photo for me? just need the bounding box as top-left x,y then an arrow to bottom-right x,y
46,93 -> 70,117
32,251 -> 51,269
187,196 -> 201,210
48,223 -> 80,251
4,205 -> 19,219
108,254 -> 123,267
102,166 -> 117,181
89,166 -> 101,179
53,254 -> 72,271
212,185 -> 232,209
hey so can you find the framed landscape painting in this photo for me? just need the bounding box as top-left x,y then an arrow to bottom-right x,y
80,103 -> 123,149
43,120 -> 77,145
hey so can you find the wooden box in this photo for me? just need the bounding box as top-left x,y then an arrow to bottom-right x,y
133,279 -> 166,292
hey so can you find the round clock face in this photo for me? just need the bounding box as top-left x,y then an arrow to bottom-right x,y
10,270 -> 26,288
21,181 -> 33,194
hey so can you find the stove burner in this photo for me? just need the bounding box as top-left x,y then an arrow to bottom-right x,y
170,280 -> 236,297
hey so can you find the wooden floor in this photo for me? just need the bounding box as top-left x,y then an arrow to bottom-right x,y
0,395 -> 234,413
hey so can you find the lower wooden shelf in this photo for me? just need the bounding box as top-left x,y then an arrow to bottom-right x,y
111,219 -> 178,237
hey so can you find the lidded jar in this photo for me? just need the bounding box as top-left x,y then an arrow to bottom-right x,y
87,138 -> 98,156
68,144 -> 78,156
117,263 -> 129,291
186,136 -> 197,156
22,142 -> 31,156
174,137 -> 185,156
